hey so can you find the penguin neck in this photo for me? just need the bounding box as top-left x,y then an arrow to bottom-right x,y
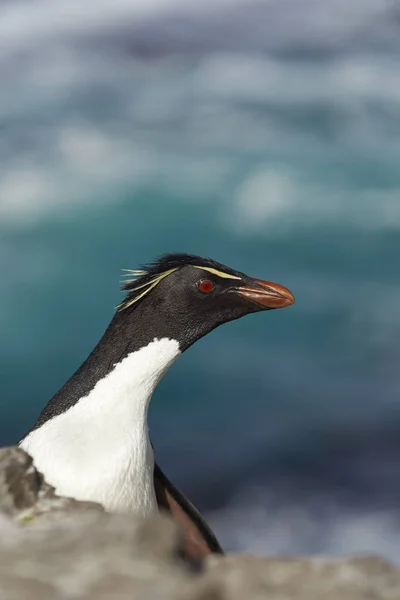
20,312 -> 182,514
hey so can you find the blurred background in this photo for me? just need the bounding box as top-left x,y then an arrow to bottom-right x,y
2,0 -> 400,559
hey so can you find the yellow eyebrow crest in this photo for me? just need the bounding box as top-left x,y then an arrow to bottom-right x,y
192,265 -> 241,280
118,267 -> 179,311
118,262 -> 241,311
121,269 -> 148,277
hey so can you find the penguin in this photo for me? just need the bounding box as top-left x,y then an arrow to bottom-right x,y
20,253 -> 294,559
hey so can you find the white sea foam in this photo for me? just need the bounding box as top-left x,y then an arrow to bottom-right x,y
0,0 -> 393,60
1,0 -> 399,229
225,169 -> 400,234
209,488 -> 400,561
0,0 -> 246,57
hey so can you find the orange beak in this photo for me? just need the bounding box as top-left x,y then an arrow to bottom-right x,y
236,278 -> 295,309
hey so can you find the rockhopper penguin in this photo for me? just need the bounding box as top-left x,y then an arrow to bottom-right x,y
20,253 -> 294,559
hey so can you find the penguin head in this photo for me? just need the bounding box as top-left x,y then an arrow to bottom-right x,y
119,253 -> 294,351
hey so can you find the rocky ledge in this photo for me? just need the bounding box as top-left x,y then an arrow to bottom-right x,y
0,446 -> 399,600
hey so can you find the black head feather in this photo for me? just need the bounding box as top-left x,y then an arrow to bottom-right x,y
120,253 -> 245,311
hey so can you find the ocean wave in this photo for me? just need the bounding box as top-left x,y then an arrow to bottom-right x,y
0,0 -> 396,60
1,1 -> 400,229
208,487 -> 400,560
2,147 -> 400,231
0,0 -> 243,58
227,167 -> 400,233
2,50 -> 400,230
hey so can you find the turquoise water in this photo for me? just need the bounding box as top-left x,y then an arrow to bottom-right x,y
2,0 -> 400,558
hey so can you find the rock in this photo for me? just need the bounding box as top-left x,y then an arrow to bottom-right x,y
1,445 -> 400,599
0,510 -> 217,600
0,446 -> 221,600
206,554 -> 400,600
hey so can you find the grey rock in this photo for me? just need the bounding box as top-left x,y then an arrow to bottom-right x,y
0,448 -> 211,599
206,554 -> 400,600
0,510 -> 215,600
1,445 -> 400,600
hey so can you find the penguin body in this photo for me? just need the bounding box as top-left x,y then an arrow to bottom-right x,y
22,338 -> 180,513
20,253 -> 294,558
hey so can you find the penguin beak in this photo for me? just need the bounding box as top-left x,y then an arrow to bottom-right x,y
236,278 -> 295,309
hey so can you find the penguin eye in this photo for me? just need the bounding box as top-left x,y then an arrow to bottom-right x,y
197,279 -> 215,294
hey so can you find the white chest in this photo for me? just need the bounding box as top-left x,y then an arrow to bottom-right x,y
20,338 -> 181,515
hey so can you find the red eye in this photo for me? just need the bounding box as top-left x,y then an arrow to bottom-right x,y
198,279 -> 215,293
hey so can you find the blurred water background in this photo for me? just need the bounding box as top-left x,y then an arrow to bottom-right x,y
2,0 -> 400,559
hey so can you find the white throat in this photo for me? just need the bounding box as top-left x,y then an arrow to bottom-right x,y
20,337 -> 181,515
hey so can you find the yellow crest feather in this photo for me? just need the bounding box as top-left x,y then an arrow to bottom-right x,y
118,267 -> 179,311
192,265 -> 241,280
